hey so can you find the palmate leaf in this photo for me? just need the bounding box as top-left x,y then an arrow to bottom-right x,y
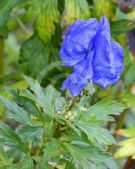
0,123 -> 27,154
18,125 -> 45,143
6,88 -> 41,119
19,35 -> 49,78
0,0 -> 25,37
76,120 -> 115,147
86,147 -> 118,169
63,143 -> 94,169
24,76 -> 55,116
115,128 -> 135,159
0,95 -> 32,125
62,0 -> 90,27
64,142 -> 118,169
84,98 -> 126,122
25,0 -> 59,41
24,76 -> 66,116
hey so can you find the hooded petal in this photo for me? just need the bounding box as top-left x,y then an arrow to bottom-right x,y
93,40 -> 124,88
59,18 -> 99,66
60,16 -> 124,96
74,48 -> 95,80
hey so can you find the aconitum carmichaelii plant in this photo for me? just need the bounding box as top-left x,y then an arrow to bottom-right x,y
59,16 -> 124,96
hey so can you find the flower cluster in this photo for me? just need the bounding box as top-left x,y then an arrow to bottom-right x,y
59,16 -> 124,96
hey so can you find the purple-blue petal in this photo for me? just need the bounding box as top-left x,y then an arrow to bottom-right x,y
61,73 -> 88,96
60,16 -> 124,96
93,41 -> 124,88
59,18 -> 99,67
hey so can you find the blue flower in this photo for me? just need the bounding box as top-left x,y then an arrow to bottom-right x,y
62,73 -> 88,96
60,16 -> 124,96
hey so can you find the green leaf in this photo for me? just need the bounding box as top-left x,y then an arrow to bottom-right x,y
18,125 -> 45,143
111,20 -> 135,36
24,76 -> 55,116
93,0 -> 113,19
63,143 -> 95,169
115,137 -> 135,159
19,35 -> 49,78
6,88 -> 41,119
69,141 -> 118,169
26,0 -> 59,41
76,120 -> 115,147
8,159 -> 34,169
115,128 -> 135,159
62,0 -> 90,27
0,123 -> 27,153
86,147 -> 118,169
33,156 -> 53,169
0,145 -> 9,166
0,95 -> 32,125
44,138 -> 62,158
120,92 -> 135,108
85,98 -> 126,122
0,0 -> 25,37
65,161 -> 75,169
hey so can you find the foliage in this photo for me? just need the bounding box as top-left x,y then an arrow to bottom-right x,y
115,128 -> 135,159
0,77 -> 126,169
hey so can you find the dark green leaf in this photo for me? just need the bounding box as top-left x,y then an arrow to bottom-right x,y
76,120 -> 115,147
18,125 -> 45,142
0,95 -> 32,125
24,76 -> 55,116
85,98 -> 126,122
19,35 -> 49,78
44,138 -> 62,158
63,143 -> 95,169
8,159 -> 34,169
111,20 -> 135,36
0,123 -> 27,153
0,0 -> 25,37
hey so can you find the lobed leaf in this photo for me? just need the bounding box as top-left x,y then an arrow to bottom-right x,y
25,0 -> 59,41
62,0 -> 90,27
115,128 -> 135,159
0,123 -> 27,153
0,95 -> 32,125
85,98 -> 126,122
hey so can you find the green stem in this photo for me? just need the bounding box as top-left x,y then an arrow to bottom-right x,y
108,109 -> 128,152
0,38 -> 4,75
115,109 -> 128,131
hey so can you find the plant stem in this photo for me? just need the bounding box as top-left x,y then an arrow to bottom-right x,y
108,109 -> 128,152
123,157 -> 134,169
0,38 -> 4,75
15,15 -> 31,35
115,109 -> 128,131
